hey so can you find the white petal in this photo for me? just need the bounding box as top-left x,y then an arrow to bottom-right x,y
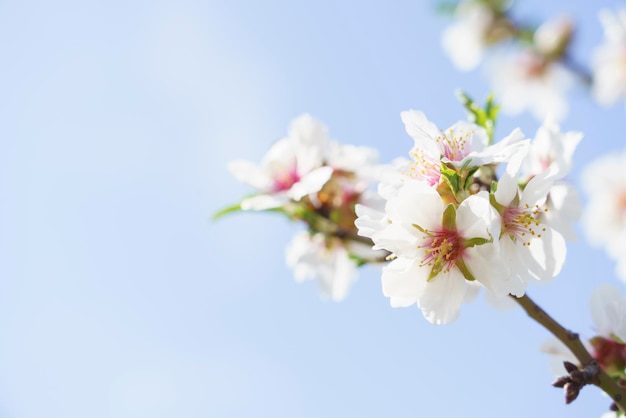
287,166 -> 333,200
400,110 -> 441,156
456,192 -> 499,240
417,270 -> 468,325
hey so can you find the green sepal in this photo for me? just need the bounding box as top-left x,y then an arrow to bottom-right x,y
462,166 -> 480,189
427,263 -> 444,282
440,163 -> 460,193
442,204 -> 457,230
456,257 -> 476,281
489,191 -> 505,214
462,237 -> 492,248
213,202 -> 243,220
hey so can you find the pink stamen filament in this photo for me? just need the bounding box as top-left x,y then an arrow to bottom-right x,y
503,203 -> 548,246
419,228 -> 463,273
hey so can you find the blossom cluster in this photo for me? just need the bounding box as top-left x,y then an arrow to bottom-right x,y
442,1 -> 626,120
355,107 -> 581,324
226,114 -> 385,301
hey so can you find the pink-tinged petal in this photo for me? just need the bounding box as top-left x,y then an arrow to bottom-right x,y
228,159 -> 273,191
417,269 -> 468,325
241,194 -> 288,211
400,110 -> 441,156
456,192 -> 499,240
522,227 -> 566,281
287,166 -> 333,200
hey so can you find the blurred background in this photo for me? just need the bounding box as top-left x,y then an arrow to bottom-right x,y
0,0 -> 623,417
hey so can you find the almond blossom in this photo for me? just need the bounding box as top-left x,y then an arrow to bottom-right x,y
357,179 -> 506,324
228,114 -> 333,210
400,109 -> 526,182
523,120 -> 583,241
493,150 -> 566,297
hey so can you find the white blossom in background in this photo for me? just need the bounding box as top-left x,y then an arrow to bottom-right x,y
286,231 -> 366,302
228,114 -> 387,300
582,149 -> 626,282
228,114 -> 333,210
441,2 -> 496,71
488,50 -> 575,121
592,8 -> 626,107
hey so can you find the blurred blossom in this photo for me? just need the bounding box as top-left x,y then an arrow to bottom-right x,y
592,9 -> 626,107
533,17 -> 573,59
227,114 -> 385,300
582,149 -> 626,281
441,0 -> 514,71
228,114 -> 333,210
488,50 -> 575,121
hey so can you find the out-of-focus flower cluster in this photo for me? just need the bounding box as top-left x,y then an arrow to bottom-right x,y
441,1 -> 626,120
355,96 -> 582,324
224,114 -> 386,301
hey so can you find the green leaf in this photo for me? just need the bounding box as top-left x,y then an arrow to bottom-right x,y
456,90 -> 499,144
213,203 -> 243,221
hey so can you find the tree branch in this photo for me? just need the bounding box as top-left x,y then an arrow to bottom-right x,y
512,293 -> 626,411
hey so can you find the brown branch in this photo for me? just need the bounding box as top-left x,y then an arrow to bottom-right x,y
512,293 -> 626,411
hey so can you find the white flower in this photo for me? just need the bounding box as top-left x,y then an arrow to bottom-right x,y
582,149 -> 626,281
523,119 -> 582,180
441,2 -> 495,71
228,114 -> 333,210
357,179 -> 507,324
488,51 -> 575,121
286,231 -> 358,302
592,9 -> 626,106
523,120 -> 583,241
400,110 -> 527,184
590,284 -> 626,342
494,150 -> 567,296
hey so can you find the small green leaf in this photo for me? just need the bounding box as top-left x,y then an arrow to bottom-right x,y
213,203 -> 243,220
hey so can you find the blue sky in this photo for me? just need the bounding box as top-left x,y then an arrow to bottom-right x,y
1,0 -> 625,417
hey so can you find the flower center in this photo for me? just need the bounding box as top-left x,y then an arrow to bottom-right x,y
272,166 -> 301,192
419,228 -> 463,273
407,148 -> 441,186
502,204 -> 548,245
436,128 -> 472,162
